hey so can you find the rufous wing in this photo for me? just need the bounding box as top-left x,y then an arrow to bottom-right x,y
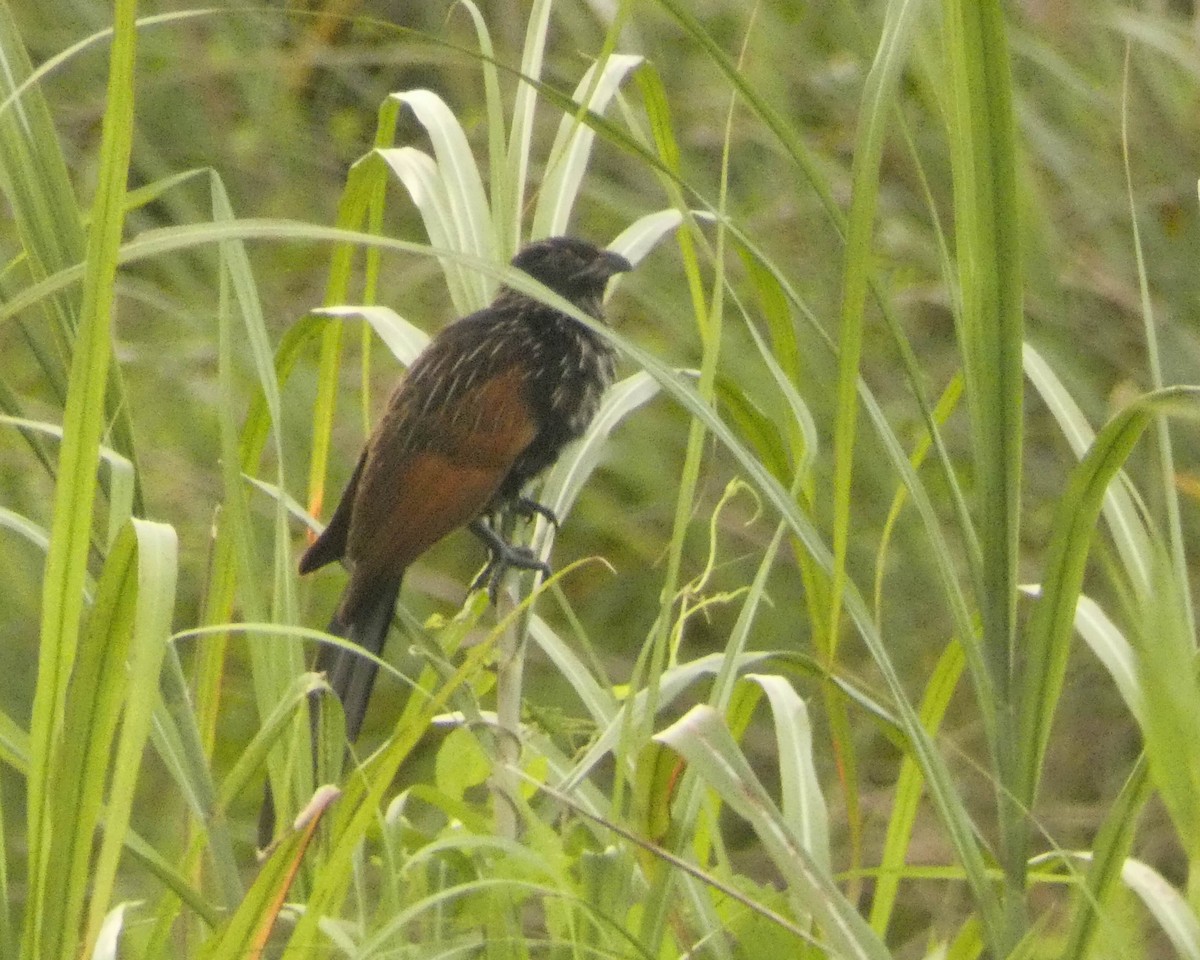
340,364 -> 537,615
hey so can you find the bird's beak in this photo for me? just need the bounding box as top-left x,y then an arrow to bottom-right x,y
580,249 -> 633,282
601,249 -> 634,276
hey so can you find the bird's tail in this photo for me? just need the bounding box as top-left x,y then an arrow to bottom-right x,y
258,573 -> 402,849
315,572 -> 404,744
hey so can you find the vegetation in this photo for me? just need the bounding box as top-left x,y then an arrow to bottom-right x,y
1,0 -> 1199,957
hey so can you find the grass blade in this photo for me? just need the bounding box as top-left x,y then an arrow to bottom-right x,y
23,0 -> 138,954
1023,343 -> 1152,595
828,0 -> 924,649
532,54 -> 643,238
1018,389 -> 1200,830
391,89 -> 494,307
82,518 -> 178,955
940,0 -> 1026,939
657,706 -> 889,960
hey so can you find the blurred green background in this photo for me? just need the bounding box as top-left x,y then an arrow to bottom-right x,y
3,0 -> 1200,953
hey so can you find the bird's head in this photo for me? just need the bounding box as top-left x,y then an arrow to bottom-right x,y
508,236 -> 632,318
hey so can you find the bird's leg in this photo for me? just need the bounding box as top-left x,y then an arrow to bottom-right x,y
510,495 -> 560,528
468,518 -> 552,601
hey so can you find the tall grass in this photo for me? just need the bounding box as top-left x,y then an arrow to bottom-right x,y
1,1 -> 1199,958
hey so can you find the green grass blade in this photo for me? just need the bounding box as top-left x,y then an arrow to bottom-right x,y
650,0 -> 842,226
528,615 -> 617,729
0,0 -> 85,361
456,1 -> 509,255
610,209 -> 684,261
828,0 -> 925,650
390,89 -> 494,307
198,787 -> 340,960
152,647 -> 242,910
532,54 -> 643,238
0,1 -> 142,497
315,304 -> 429,365
0,506 -> 47,557
305,154 -> 382,515
1134,548 -> 1200,864
940,0 -> 1026,938
505,0 -> 553,249
560,652 -> 776,791
378,148 -> 475,310
940,0 -> 1026,679
210,178 -> 296,633
217,672 -> 327,811
1119,49 -> 1195,642
873,376 -> 963,621
82,518 -> 177,956
22,0 -> 138,954
37,524 -> 138,960
210,181 -> 311,838
18,514 -> 175,960
743,675 -> 832,875
869,639 -> 965,938
1121,858 -> 1200,958
1065,593 -> 1144,726
278,617 -> 502,957
1023,343 -> 1152,595
657,706 -> 889,960
1061,757 -> 1151,960
770,50 -> 893,857
1018,388 -> 1200,830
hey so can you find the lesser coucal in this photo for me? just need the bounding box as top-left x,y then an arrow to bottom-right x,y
302,236 -> 632,742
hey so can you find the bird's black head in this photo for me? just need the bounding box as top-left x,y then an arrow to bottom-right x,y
508,236 -> 632,318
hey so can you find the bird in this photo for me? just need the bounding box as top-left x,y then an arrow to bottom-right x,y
301,235 -> 632,744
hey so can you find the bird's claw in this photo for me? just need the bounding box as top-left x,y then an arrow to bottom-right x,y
511,496 -> 560,528
470,546 -> 551,602
468,519 -> 552,602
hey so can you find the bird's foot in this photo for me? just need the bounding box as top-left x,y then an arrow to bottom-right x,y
511,496 -> 560,528
468,519 -> 551,601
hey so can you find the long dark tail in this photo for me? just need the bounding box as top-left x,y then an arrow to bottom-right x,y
258,573 -> 402,848
316,573 -> 404,743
